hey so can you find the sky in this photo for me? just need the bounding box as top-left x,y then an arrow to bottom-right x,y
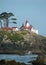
0,0 -> 46,36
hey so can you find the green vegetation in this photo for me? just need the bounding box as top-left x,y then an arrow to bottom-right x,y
20,31 -> 28,35
0,31 -> 24,42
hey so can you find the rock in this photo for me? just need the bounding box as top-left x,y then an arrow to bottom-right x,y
0,30 -> 46,54
32,55 -> 46,65
0,60 -> 26,65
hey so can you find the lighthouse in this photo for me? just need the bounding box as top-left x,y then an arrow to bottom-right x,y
25,20 -> 30,27
20,20 -> 38,34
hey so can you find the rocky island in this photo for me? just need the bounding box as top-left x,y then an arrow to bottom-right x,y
0,30 -> 46,55
0,12 -> 46,65
0,12 -> 46,55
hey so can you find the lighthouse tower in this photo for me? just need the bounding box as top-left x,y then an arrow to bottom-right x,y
25,20 -> 30,27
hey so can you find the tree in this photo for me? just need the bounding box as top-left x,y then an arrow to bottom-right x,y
11,18 -> 17,24
11,18 -> 17,20
0,14 -> 3,28
10,18 -> 17,25
0,12 -> 14,27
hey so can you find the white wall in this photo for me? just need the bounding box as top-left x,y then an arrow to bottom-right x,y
26,22 -> 30,27
12,28 -> 19,31
31,27 -> 38,34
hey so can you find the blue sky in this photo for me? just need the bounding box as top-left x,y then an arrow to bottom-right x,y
0,0 -> 46,36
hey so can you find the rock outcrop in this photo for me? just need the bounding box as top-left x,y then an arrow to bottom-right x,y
0,30 -> 46,54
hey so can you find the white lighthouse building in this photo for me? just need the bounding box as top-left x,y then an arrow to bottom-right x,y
21,20 -> 38,34
31,27 -> 38,34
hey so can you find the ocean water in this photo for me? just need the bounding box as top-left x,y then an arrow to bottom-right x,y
0,54 -> 38,65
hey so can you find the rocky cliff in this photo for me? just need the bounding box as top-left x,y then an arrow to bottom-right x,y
0,30 -> 46,54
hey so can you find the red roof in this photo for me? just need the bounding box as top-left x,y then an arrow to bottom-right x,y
0,27 -> 12,31
23,25 -> 32,29
0,27 -> 17,31
12,27 -> 17,29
